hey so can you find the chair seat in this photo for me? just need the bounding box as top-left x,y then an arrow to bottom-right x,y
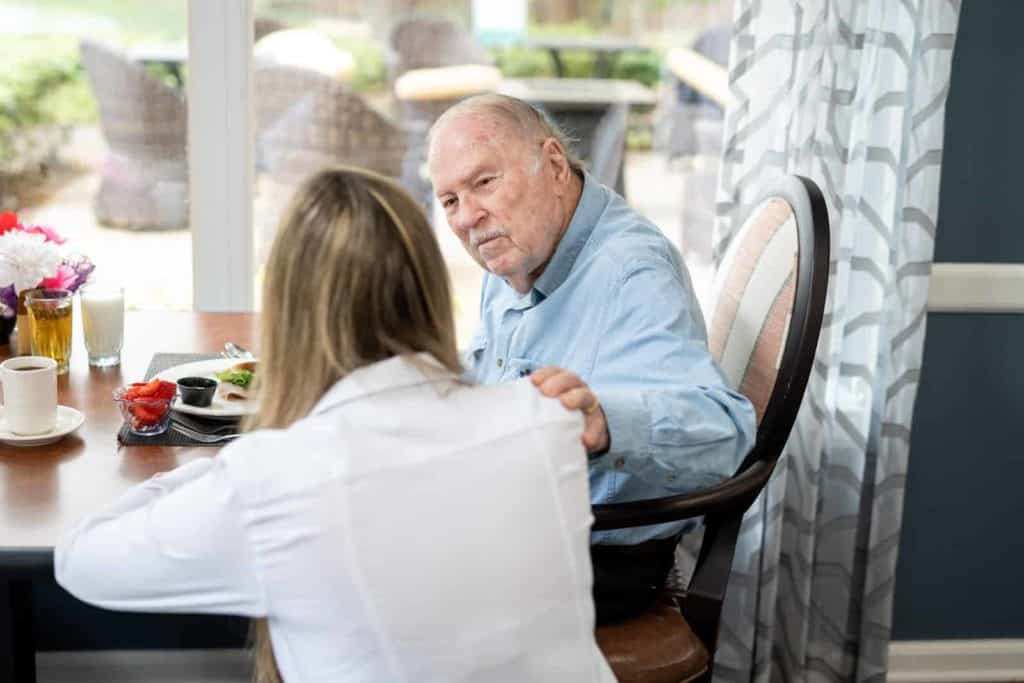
595,595 -> 709,683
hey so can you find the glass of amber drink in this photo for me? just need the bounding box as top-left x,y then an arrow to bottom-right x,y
26,289 -> 74,375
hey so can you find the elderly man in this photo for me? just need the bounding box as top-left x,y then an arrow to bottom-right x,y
428,94 -> 756,624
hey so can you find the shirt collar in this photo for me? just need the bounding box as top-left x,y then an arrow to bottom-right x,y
532,172 -> 605,298
310,353 -> 457,416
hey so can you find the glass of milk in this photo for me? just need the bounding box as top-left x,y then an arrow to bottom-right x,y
80,284 -> 124,367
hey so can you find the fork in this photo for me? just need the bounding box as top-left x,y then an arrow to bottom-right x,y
171,420 -> 241,444
171,414 -> 237,435
221,342 -> 255,360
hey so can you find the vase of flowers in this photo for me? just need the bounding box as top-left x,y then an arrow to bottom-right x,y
0,211 -> 94,350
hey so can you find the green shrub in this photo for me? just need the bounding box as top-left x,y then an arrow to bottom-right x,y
330,35 -> 387,92
490,47 -> 554,78
613,51 -> 662,87
558,50 -> 598,79
0,36 -> 96,168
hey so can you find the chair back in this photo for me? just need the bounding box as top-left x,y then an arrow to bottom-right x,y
79,40 -> 186,161
388,16 -> 492,77
255,65 -> 408,183
588,103 -> 628,191
254,16 -> 288,42
254,29 -> 355,82
708,175 -> 829,470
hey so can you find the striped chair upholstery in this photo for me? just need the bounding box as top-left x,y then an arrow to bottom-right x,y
708,197 -> 799,423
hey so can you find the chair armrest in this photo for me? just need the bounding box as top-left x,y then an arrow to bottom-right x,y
393,64 -> 502,101
591,456 -> 774,531
664,47 -> 734,109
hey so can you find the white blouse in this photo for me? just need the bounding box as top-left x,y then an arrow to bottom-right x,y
55,354 -> 616,683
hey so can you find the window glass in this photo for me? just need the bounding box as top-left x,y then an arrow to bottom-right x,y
1,1 -> 191,311
253,0 -> 731,342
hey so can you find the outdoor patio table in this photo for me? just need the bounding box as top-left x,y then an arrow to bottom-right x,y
0,311 -> 257,683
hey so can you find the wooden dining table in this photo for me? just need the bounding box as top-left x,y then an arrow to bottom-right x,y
0,311 -> 257,683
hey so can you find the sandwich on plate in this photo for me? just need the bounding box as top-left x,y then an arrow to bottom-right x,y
215,361 -> 257,401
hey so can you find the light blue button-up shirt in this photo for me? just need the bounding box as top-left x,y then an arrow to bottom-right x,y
465,173 -> 756,545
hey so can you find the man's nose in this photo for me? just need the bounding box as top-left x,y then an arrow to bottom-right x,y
453,198 -> 485,234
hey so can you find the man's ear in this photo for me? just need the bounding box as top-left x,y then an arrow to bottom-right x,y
541,137 -> 572,189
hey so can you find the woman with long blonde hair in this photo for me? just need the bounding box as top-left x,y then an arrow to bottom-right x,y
55,167 -> 615,682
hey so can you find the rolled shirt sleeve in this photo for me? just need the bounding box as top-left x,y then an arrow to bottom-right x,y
593,260 -> 757,493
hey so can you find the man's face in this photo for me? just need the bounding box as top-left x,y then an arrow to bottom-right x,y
428,115 -> 567,293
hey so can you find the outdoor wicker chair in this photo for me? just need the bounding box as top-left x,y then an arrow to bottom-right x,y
388,15 -> 495,127
79,40 -> 188,231
254,16 -> 288,42
255,64 -> 425,254
388,15 -> 492,79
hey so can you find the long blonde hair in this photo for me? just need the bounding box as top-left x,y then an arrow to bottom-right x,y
248,166 -> 461,683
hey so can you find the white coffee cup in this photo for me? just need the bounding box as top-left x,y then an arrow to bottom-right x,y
1,356 -> 58,435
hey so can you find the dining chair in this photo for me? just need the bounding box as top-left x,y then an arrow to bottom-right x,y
593,175 -> 831,682
79,40 -> 188,230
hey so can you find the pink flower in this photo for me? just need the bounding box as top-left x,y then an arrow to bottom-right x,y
25,225 -> 66,245
40,263 -> 79,291
0,213 -> 65,243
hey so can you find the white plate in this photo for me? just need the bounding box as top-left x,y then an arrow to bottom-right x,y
154,358 -> 258,419
0,405 -> 85,447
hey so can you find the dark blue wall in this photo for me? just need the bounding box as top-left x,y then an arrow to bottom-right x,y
931,0 -> 1024,264
891,0 -> 1024,640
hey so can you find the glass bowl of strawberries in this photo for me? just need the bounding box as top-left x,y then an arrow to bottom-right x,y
114,379 -> 178,436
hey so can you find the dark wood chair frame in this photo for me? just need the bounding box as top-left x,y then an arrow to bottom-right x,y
591,175 -> 830,681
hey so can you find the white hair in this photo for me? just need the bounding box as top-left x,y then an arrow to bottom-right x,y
428,94 -> 584,174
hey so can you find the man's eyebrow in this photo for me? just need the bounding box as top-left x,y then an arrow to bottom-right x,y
437,162 -> 492,196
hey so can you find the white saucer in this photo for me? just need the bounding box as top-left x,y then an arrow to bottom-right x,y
0,406 -> 85,447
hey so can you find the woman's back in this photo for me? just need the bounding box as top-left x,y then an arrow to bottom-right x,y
57,355 -> 614,682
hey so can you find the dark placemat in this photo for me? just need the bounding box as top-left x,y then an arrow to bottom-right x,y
117,352 -> 239,447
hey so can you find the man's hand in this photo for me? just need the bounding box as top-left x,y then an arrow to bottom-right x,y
530,366 -> 609,454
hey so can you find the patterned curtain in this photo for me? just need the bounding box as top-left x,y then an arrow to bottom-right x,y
681,2 -> 962,681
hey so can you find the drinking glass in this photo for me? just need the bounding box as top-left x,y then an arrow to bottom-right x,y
80,283 -> 125,367
26,290 -> 73,375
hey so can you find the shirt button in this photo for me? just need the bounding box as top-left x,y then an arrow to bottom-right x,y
496,358 -> 504,368
667,473 -> 677,482
613,457 -> 625,470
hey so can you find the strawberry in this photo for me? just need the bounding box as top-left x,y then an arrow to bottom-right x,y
154,381 -> 177,400
134,379 -> 162,398
132,404 -> 164,426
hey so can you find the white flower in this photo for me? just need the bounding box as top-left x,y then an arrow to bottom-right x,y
0,231 -> 63,293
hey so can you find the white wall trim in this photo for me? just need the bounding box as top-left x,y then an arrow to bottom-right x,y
928,263 -> 1024,313
888,639 -> 1024,682
188,0 -> 255,312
